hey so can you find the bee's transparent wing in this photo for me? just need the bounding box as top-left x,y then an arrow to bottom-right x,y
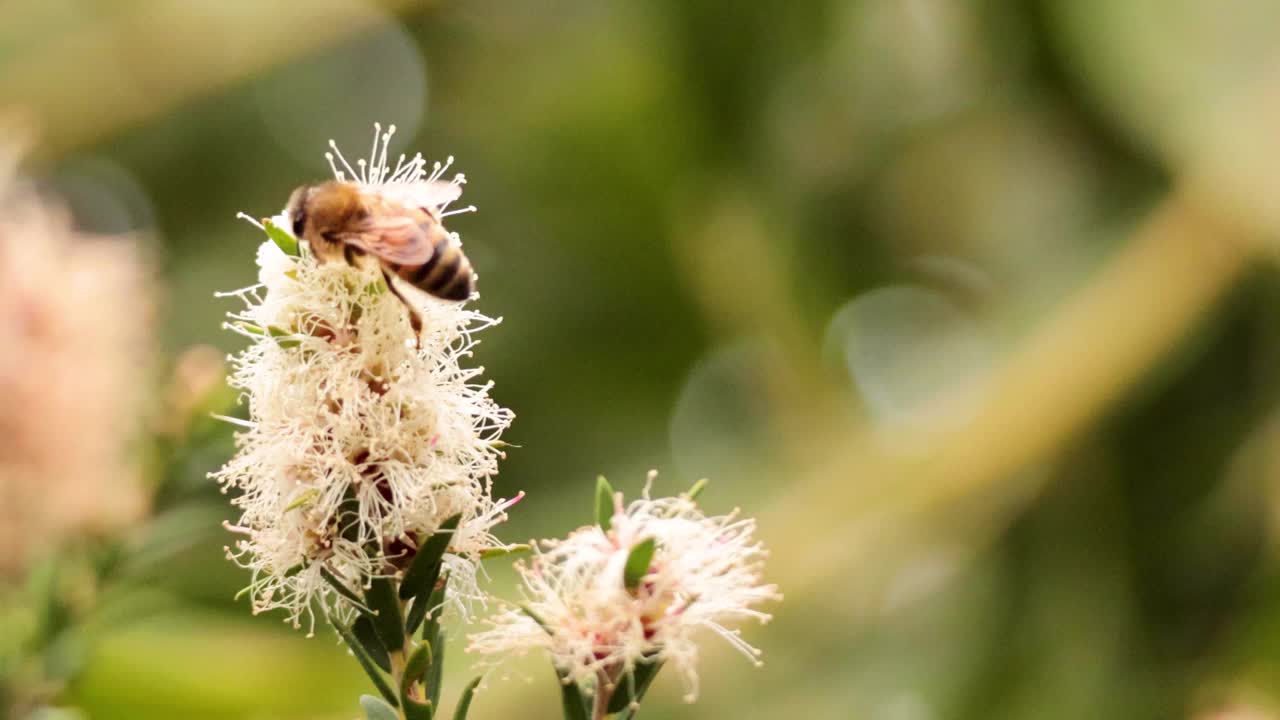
338,215 -> 435,265
362,181 -> 462,212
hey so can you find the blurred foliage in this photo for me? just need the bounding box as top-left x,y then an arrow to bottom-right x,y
5,0 -> 1280,718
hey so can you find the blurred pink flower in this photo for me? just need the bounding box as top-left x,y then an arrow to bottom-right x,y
0,142 -> 151,578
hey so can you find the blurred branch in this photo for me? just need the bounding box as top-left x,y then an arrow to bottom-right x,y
0,0 -> 425,160
773,186 -> 1255,594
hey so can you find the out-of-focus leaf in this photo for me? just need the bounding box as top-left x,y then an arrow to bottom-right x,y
336,620 -> 399,707
606,659 -> 663,713
263,218 -> 298,256
595,475 -> 616,530
360,694 -> 400,720
27,707 -> 87,720
520,604 -> 551,635
685,478 -> 709,500
557,671 -> 590,720
453,676 -> 482,720
403,697 -> 434,720
623,538 -> 656,592
426,629 -> 445,708
479,544 -> 530,560
401,642 -> 432,699
284,488 -> 321,512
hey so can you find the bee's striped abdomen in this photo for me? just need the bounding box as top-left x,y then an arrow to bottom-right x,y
396,223 -> 475,302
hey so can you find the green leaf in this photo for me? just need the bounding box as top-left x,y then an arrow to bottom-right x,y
623,538 -> 656,592
406,571 -> 448,637
336,622 -> 399,707
360,694 -> 400,720
685,478 -> 709,501
453,676 -> 482,720
353,615 -> 391,672
321,566 -> 373,614
285,488 -> 321,512
263,217 -> 299,256
401,642 -> 433,699
595,476 -> 616,530
403,698 -> 434,720
400,642 -> 436,719
228,320 -> 301,348
556,671 -> 591,720
606,659 -> 664,713
364,577 -> 405,659
401,515 -> 462,601
425,629 -> 446,708
479,544 -> 530,560
519,604 -> 551,635
232,321 -> 293,339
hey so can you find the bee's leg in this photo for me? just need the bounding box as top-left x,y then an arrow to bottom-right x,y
381,267 -> 423,348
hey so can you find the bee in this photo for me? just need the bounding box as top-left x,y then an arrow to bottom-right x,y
283,179 -> 474,339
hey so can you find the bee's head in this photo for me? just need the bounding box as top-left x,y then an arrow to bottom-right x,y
284,185 -> 312,238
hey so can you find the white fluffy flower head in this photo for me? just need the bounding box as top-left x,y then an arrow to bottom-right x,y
469,473 -> 779,702
212,125 -> 516,632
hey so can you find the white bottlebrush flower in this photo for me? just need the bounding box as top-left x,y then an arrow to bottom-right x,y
212,124 -> 516,632
0,141 -> 151,579
468,473 -> 780,703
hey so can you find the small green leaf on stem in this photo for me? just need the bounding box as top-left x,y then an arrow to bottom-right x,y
606,659 -> 664,713
401,642 -> 433,699
263,218 -> 299,256
403,698 -> 434,720
360,694 -> 401,720
685,478 -> 709,501
284,488 -> 321,513
321,566 -> 374,614
407,571 -> 447,638
479,544 -> 530,560
336,622 -> 399,707
557,671 -> 591,720
353,614 -> 391,672
595,476 -> 616,530
623,538 -> 656,592
401,642 -> 436,719
520,604 -> 551,634
365,577 -> 405,655
426,629 -> 446,708
401,515 -> 462,601
453,676 -> 482,720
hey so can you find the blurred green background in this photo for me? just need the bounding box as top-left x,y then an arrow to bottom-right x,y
6,0 -> 1280,718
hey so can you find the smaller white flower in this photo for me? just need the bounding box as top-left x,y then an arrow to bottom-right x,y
468,472 -> 780,703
